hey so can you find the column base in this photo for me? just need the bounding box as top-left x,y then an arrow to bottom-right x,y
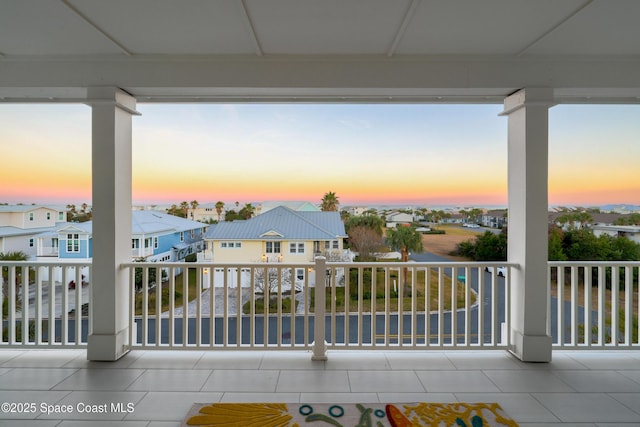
87,328 -> 130,361
509,330 -> 552,362
311,340 -> 328,361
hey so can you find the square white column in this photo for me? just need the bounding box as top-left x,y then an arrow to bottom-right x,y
501,88 -> 553,362
86,87 -> 139,361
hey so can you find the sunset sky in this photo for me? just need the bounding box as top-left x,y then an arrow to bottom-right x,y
0,103 -> 638,208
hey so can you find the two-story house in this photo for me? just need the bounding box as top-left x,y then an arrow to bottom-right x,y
203,206 -> 349,289
0,205 -> 67,259
37,210 -> 207,263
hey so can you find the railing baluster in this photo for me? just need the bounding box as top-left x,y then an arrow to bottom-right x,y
312,257 -> 327,360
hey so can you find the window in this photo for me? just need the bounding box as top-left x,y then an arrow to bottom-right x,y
154,237 -> 158,249
266,241 -> 281,253
132,239 -> 139,249
179,232 -> 184,242
29,238 -> 34,247
59,212 -> 64,221
221,241 -> 241,248
296,268 -> 305,281
29,212 -> 34,221
289,242 -> 305,254
46,212 -> 51,220
190,229 -> 195,238
144,238 -> 151,248
66,234 -> 79,252
333,240 -> 339,249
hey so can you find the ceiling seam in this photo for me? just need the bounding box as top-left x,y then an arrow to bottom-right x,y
387,0 -> 421,57
239,0 -> 264,57
60,0 -> 133,56
516,0 -> 594,57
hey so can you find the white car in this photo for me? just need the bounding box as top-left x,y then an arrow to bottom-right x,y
485,266 -> 507,277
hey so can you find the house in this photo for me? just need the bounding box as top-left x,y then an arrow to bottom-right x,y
203,206 -> 349,289
385,211 -> 414,228
592,225 -> 640,244
187,203 -> 226,223
204,206 -> 347,263
36,210 -> 207,262
255,201 -> 320,216
0,205 -> 67,259
480,209 -> 508,229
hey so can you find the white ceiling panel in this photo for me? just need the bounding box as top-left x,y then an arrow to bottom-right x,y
525,0 -> 640,55
66,0 -> 258,55
396,0 -> 587,55
0,0 -> 123,55
245,0 -> 411,54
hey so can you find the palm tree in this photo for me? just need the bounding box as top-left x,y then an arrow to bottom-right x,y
179,201 -> 189,218
386,226 -> 424,292
240,203 -> 255,219
215,201 -> 225,221
321,191 -> 339,211
189,200 -> 199,220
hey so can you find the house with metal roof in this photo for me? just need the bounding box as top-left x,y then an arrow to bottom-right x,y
36,210 -> 207,262
0,205 -> 67,259
204,206 -> 348,264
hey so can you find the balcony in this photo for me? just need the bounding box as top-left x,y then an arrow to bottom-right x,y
2,259 -> 640,424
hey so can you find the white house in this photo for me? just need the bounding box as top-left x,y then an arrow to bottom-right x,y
592,225 -> 640,245
0,205 -> 67,259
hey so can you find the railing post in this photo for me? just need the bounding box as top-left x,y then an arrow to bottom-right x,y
312,256 -> 328,361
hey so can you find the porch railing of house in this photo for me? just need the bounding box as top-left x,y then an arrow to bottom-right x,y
3,260 -> 639,351
1,261 -> 91,348
122,259 -> 514,352
548,261 -> 640,348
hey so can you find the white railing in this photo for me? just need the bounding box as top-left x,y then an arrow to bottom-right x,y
122,259 -> 513,353
5,259 -> 637,353
549,261 -> 640,348
1,261 -> 91,348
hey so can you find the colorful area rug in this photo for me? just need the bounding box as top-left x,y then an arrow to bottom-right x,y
182,402 -> 519,426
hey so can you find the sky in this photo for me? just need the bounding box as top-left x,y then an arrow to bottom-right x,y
0,103 -> 638,208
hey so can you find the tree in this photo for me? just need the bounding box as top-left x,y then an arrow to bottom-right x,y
386,225 -> 424,292
253,267 -> 295,294
321,191 -> 339,211
189,200 -> 199,219
239,203 -> 255,219
348,225 -> 385,261
345,214 -> 384,236
215,201 -> 225,221
180,201 -> 189,218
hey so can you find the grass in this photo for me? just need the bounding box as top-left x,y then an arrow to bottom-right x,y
311,267 -> 473,313
134,267 -> 199,315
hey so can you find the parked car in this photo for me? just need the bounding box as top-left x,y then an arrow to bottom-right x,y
485,266 -> 507,277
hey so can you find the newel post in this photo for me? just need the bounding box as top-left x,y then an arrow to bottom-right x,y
312,256 -> 328,361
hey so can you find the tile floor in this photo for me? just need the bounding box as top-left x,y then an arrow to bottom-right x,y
0,349 -> 639,426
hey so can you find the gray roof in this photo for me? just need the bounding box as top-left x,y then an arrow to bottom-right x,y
205,206 -> 345,241
38,211 -> 206,236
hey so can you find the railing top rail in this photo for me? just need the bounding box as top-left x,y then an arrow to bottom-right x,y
0,260 -> 92,267
548,261 -> 640,267
325,261 -> 519,268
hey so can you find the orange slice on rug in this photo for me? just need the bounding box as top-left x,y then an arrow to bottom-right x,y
386,404 -> 413,427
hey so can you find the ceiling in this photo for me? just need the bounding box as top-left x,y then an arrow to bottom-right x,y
1,0 -> 640,103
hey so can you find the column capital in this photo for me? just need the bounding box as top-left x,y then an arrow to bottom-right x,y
500,87 -> 555,116
86,86 -> 140,115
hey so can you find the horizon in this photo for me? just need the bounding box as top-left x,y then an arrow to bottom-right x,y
1,103 -> 638,207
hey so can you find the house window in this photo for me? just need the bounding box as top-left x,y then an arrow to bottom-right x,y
333,240 -> 339,249
59,212 -> 64,221
180,232 -> 184,242
296,268 -> 305,281
46,212 -> 51,220
289,242 -> 304,254
190,229 -> 195,238
67,234 -> 79,252
29,212 -> 34,221
221,242 -> 241,248
154,237 -> 158,249
132,239 -> 139,249
266,241 -> 281,253
29,238 -> 34,247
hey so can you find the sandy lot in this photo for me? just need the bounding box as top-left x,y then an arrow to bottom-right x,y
421,225 -> 483,261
